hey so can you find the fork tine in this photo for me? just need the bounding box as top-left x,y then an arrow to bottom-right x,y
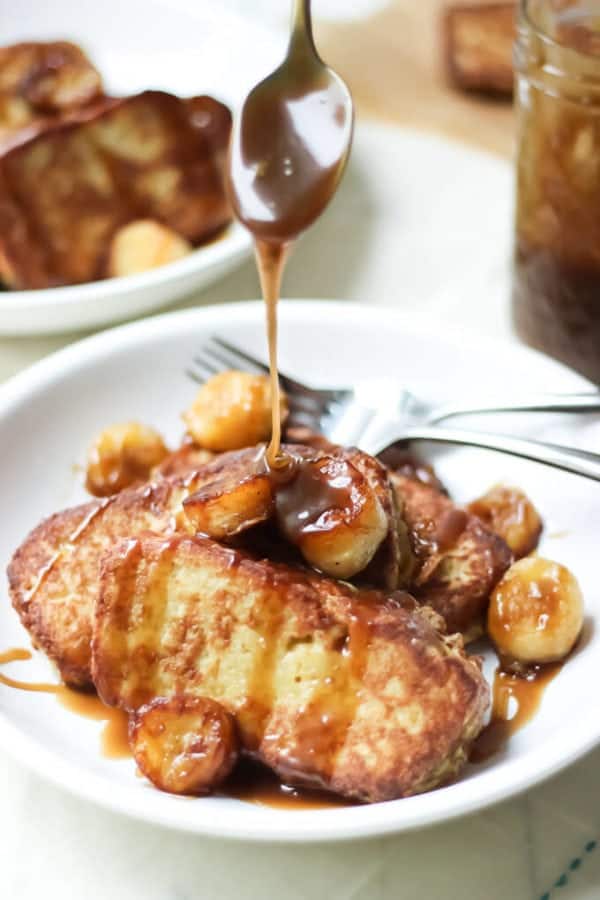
191,355 -> 222,377
212,336 -> 337,399
210,337 -> 269,375
189,348 -> 329,417
185,367 -> 205,385
203,342 -> 265,376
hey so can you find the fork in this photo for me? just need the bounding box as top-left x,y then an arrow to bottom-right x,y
188,337 -> 600,482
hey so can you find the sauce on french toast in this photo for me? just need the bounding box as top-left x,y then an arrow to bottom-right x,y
274,452 -> 370,543
23,497 -> 116,608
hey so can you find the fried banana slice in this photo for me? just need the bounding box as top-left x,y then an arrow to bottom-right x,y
106,220 -> 193,278
93,535 -> 489,803
129,695 -> 239,795
7,447 -> 263,686
275,454 -> 388,580
467,485 -> 542,559
85,421 -> 169,497
183,444 -> 410,585
183,370 -> 288,452
391,473 -> 512,638
338,447 -> 415,589
183,470 -> 274,539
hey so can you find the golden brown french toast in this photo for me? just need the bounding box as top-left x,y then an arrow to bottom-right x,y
442,2 -> 515,96
0,41 -> 103,152
152,442 -> 215,479
92,534 -> 489,802
7,448 -> 259,685
0,90 -> 232,288
7,445 -> 511,687
391,472 -> 513,638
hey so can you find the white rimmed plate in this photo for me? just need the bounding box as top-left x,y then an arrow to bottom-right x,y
0,300 -> 598,842
0,0 -> 284,335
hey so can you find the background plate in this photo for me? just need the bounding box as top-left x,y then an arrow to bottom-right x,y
0,0 -> 283,335
0,300 -> 598,842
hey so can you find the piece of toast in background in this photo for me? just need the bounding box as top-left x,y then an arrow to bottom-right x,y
0,90 -> 232,288
0,41 -> 103,152
442,2 -> 516,96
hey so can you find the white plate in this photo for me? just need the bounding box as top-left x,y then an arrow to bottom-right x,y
0,301 -> 598,842
0,0 -> 284,335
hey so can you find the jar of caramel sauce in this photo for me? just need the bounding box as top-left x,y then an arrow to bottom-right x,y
513,0 -> 600,383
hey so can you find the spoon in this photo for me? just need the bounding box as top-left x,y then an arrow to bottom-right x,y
227,0 -> 354,467
227,0 -> 355,244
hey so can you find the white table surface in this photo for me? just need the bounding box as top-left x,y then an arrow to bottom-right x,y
1,12 -> 599,897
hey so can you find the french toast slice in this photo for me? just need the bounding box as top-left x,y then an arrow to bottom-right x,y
7,448 -> 260,686
7,445 -> 511,686
92,534 -> 489,802
0,41 -> 103,152
152,442 -> 215,479
442,2 -> 515,96
391,473 -> 513,638
0,90 -> 232,288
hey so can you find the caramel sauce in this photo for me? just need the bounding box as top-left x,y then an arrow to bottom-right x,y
228,0 -> 352,469
430,508 -> 468,553
471,662 -> 562,763
221,759 -> 349,809
274,454 -> 359,543
414,507 -> 468,558
255,240 -> 290,468
0,647 -> 130,759
24,497 -> 115,607
56,689 -> 130,758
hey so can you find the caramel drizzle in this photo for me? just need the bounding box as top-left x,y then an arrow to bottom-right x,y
24,497 -> 116,606
471,662 -> 562,763
255,239 -> 291,469
0,647 -> 129,758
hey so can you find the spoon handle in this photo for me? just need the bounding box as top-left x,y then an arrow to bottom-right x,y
289,0 -> 316,55
427,391 -> 600,423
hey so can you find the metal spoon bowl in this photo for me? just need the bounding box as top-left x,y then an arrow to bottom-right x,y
227,0 -> 354,243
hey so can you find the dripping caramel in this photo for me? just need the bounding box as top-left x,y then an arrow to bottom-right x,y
471,662 -> 561,763
0,647 -> 129,758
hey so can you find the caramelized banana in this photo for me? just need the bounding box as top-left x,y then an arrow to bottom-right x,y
488,557 -> 583,667
86,421 -> 169,497
275,455 -> 388,579
129,695 -> 238,796
183,370 -> 288,452
184,446 -> 391,577
183,471 -> 274,539
468,485 -> 542,559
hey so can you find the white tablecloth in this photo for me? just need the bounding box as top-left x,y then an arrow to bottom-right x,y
1,5 -> 599,896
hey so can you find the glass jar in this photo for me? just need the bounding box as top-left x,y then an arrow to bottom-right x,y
513,0 -> 600,384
